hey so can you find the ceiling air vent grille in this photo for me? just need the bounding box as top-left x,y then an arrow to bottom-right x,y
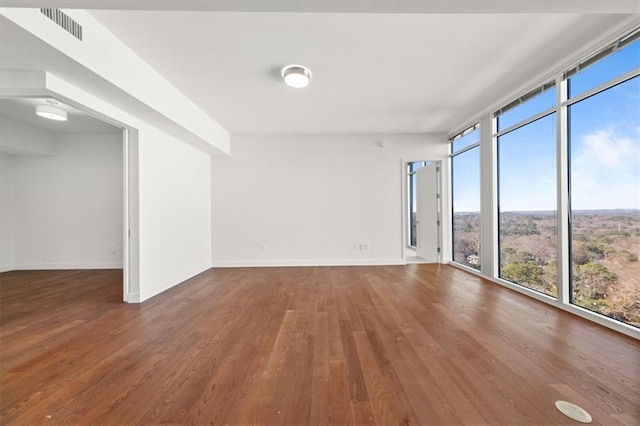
40,8 -> 82,41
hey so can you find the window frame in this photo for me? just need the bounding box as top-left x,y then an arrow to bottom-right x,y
450,123 -> 482,270
447,26 -> 640,337
495,111 -> 559,297
566,64 -> 640,319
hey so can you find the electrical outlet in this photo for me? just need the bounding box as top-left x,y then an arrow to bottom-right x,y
109,243 -> 116,254
260,243 -> 266,252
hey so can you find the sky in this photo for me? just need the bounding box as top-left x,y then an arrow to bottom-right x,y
452,39 -> 640,213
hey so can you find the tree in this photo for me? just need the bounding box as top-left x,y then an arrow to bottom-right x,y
502,261 -> 543,287
573,261 -> 617,300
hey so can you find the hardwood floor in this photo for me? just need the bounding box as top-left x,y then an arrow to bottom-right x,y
1,265 -> 638,425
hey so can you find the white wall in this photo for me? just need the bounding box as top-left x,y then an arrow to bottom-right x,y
1,122 -> 213,302
0,154 -> 15,271
137,126 -> 212,301
1,9 -> 219,302
212,133 -> 448,267
0,116 -> 55,155
10,73 -> 216,303
3,132 -> 124,270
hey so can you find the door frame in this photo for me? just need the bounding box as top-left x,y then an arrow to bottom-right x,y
122,128 -> 130,301
1,75 -> 140,302
402,159 -> 443,262
49,96 -> 138,303
0,94 -> 133,302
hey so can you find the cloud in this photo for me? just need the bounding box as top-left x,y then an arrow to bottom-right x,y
571,127 -> 640,210
574,128 -> 636,167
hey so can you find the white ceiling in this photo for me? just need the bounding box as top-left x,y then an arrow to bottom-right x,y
89,11 -> 635,134
4,1 -> 640,13
0,97 -> 122,134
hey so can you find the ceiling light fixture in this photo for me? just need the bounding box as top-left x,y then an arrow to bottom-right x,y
282,65 -> 312,89
36,104 -> 67,121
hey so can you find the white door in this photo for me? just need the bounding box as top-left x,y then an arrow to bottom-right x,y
416,163 -> 440,262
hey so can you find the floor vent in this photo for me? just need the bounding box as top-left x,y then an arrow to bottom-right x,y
555,400 -> 593,423
40,8 -> 82,41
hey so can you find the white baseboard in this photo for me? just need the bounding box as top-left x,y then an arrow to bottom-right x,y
127,292 -> 141,303
7,262 -> 123,270
212,258 -> 407,268
0,265 -> 14,273
138,263 -> 211,303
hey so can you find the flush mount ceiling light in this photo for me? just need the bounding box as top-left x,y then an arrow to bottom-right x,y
282,65 -> 312,89
36,104 -> 67,121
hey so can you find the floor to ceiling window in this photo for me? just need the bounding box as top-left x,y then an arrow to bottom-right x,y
449,27 -> 639,333
496,85 -> 558,297
450,124 -> 481,270
568,37 -> 640,328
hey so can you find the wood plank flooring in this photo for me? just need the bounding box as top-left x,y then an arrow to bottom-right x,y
1,265 -> 638,425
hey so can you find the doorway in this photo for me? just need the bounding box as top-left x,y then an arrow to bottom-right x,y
406,160 -> 442,263
0,96 -> 129,301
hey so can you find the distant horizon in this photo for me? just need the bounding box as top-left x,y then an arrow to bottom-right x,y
453,208 -> 640,215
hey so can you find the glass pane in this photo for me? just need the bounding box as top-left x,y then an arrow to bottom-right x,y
452,128 -> 479,153
409,172 -> 417,247
409,161 -> 426,173
498,113 -> 557,296
452,147 -> 481,269
569,38 -> 640,99
497,87 -> 556,131
569,76 -> 640,328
